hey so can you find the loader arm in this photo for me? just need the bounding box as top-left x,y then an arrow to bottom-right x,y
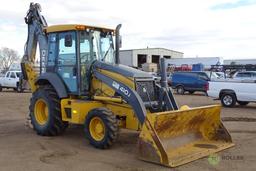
21,3 -> 48,92
92,63 -> 147,124
92,59 -> 179,124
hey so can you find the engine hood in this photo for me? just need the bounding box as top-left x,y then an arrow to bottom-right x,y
93,61 -> 153,78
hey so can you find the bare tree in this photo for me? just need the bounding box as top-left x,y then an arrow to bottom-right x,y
0,47 -> 20,73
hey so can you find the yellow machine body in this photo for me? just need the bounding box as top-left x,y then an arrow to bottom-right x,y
59,67 -> 141,130
61,99 -> 141,130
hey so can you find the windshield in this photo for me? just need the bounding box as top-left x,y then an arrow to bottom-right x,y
79,30 -> 115,64
92,31 -> 114,64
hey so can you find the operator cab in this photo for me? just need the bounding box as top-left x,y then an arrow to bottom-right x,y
45,25 -> 115,95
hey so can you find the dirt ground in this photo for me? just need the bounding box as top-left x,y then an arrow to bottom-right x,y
0,91 -> 255,171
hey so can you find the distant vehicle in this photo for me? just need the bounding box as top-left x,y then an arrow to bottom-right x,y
175,64 -> 192,71
208,80 -> 256,107
170,71 -> 209,94
0,71 -> 22,92
192,63 -> 204,71
232,71 -> 256,81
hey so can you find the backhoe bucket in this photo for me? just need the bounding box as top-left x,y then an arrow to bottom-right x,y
138,105 -> 234,167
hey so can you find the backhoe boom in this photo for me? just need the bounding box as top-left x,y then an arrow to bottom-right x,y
21,3 -> 48,92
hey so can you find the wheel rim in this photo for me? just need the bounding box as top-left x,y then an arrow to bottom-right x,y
223,95 -> 232,105
34,99 -> 49,125
89,117 -> 105,141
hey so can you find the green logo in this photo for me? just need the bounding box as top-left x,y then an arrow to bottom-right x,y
208,154 -> 220,166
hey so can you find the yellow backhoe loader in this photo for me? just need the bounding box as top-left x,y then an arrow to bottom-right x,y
21,3 -> 234,167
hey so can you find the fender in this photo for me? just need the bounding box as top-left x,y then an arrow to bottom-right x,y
35,73 -> 68,98
219,89 -> 236,99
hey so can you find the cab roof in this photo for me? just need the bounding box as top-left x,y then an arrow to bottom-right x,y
45,24 -> 115,33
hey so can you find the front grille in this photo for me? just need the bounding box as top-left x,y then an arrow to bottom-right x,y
135,79 -> 156,102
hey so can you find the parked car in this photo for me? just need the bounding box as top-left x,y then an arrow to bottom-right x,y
208,79 -> 256,107
0,71 -> 22,92
232,71 -> 256,81
170,71 -> 209,94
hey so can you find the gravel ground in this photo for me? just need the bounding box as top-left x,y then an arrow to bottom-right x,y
0,91 -> 255,171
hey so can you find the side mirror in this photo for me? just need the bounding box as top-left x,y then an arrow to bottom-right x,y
65,34 -> 73,47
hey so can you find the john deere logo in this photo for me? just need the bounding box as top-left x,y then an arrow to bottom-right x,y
208,154 -> 220,166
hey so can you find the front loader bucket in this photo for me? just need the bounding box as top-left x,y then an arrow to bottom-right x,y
138,105 -> 234,167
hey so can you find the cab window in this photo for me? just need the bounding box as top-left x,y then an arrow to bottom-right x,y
16,72 -> 21,78
6,72 -> 10,78
236,72 -> 251,78
198,73 -> 209,81
57,31 -> 77,93
79,31 -> 91,92
10,72 -> 16,78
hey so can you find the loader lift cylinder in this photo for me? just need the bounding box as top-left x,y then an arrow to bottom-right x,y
158,58 -> 178,110
160,57 -> 168,88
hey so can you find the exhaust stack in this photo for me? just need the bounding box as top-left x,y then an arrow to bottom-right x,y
115,24 -> 122,64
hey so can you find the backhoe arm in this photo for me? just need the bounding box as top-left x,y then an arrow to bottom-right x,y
21,3 -> 48,92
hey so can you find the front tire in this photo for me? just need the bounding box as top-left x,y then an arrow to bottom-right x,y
0,85 -> 2,92
84,108 -> 119,149
221,93 -> 236,107
29,85 -> 68,136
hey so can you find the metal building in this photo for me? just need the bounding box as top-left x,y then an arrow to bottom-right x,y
166,57 -> 223,69
224,59 -> 256,65
119,48 -> 183,68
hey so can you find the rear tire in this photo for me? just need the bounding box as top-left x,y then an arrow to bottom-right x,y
84,108 -> 119,149
0,85 -> 2,92
237,101 -> 249,106
221,93 -> 236,107
176,86 -> 185,95
29,85 -> 68,136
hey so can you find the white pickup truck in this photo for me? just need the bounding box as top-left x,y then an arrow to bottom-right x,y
207,79 -> 256,107
0,71 -> 22,92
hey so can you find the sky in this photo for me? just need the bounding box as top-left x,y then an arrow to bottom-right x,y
0,0 -> 256,59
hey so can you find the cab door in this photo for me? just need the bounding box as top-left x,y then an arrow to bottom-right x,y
57,31 -> 78,93
8,72 -> 17,88
2,72 -> 10,87
79,31 -> 93,94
